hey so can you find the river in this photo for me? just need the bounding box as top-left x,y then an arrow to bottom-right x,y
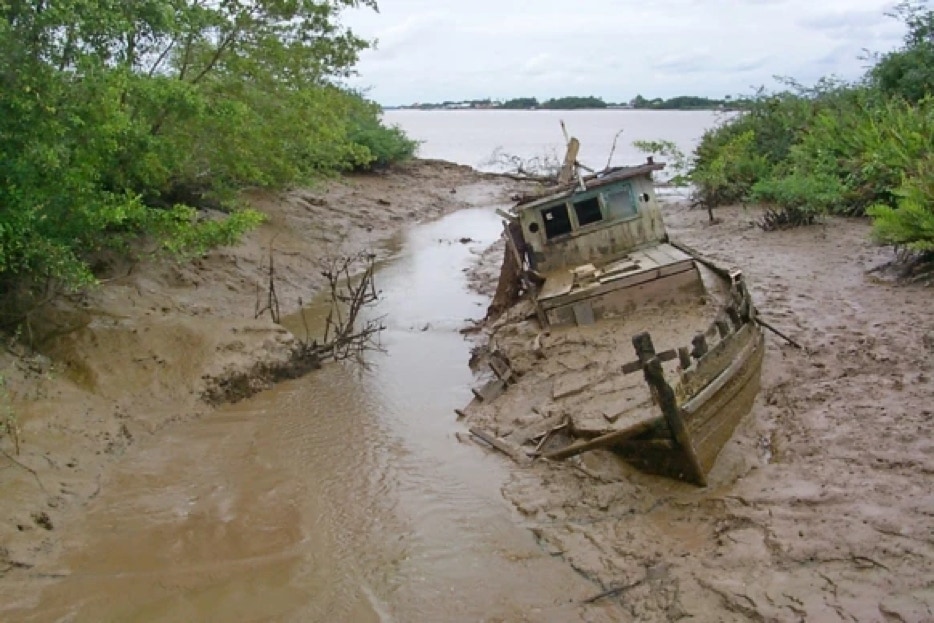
17,111 -> 720,622
384,109 -> 726,173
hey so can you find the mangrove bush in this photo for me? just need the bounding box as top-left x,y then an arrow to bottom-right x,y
690,1 -> 934,253
0,0 -> 415,301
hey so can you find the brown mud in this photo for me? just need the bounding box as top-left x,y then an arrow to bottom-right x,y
0,161 -> 931,621
464,199 -> 934,621
0,160 -> 532,618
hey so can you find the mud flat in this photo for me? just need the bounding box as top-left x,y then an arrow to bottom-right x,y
0,160 -> 526,615
464,201 -> 934,621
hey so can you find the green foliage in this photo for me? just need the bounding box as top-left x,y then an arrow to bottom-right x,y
498,97 -> 540,109
141,207 -> 267,257
691,130 -> 771,207
868,156 -> 934,251
541,96 -> 607,109
632,140 -> 691,185
872,2 -> 934,103
689,3 -> 934,250
631,95 -> 730,110
346,99 -> 419,169
0,0 -> 414,298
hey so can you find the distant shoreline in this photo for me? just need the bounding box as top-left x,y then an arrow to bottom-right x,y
382,107 -> 736,113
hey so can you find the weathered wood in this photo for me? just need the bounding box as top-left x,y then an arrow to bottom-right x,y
472,379 -> 505,403
632,332 -> 656,362
543,417 -> 662,461
495,208 -> 517,222
682,333 -> 760,416
756,317 -> 803,350
469,427 -> 530,465
488,353 -> 514,384
684,330 -> 765,474
725,304 -> 742,329
506,412 -> 567,446
691,333 -> 708,359
488,224 -> 524,320
539,259 -> 696,308
621,348 -> 679,375
613,439 -> 676,453
680,324 -> 753,399
557,269 -> 703,325
667,239 -> 734,279
533,421 -> 569,455
678,347 -> 692,370
621,359 -> 645,375
558,138 -> 581,185
642,357 -> 707,486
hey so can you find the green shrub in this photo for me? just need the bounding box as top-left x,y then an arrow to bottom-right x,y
691,130 -> 771,207
868,156 -> 934,252
347,101 -> 419,170
751,172 -> 845,228
0,1 -> 418,300
690,3 -> 934,247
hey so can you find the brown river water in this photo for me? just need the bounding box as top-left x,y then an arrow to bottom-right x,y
19,207 -> 619,622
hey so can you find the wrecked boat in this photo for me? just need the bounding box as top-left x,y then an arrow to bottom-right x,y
464,156 -> 765,486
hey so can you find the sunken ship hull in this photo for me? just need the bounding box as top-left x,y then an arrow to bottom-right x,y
465,157 -> 766,486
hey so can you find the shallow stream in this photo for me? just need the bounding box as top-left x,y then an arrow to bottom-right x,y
25,207 -> 613,622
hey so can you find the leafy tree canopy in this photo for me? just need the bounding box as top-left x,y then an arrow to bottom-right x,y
0,0 -> 416,300
541,96 -> 607,109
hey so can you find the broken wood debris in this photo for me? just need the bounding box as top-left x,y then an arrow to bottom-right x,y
542,416 -> 662,461
468,427 -> 531,465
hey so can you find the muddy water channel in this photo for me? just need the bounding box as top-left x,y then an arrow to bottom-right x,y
22,208 -> 616,622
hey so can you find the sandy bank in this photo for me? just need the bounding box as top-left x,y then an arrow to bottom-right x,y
0,160 -> 521,604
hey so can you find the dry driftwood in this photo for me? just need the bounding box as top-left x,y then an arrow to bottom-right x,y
542,417 -> 661,461
469,427 -> 530,465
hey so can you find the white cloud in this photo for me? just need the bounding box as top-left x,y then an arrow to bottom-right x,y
341,0 -> 906,105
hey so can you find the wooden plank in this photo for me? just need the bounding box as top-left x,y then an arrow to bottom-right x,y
572,301 -> 595,325
543,416 -> 663,461
538,270 -> 575,300
469,427 -> 530,465
680,324 -> 753,400
642,357 -> 707,486
599,257 -> 640,277
506,412 -> 567,446
684,331 -> 765,473
488,354 -> 514,384
626,249 -> 660,270
667,239 -> 735,279
656,243 -> 692,263
557,138 -> 581,185
681,331 -> 760,416
472,378 -> 505,403
640,245 -> 679,267
540,262 -> 697,311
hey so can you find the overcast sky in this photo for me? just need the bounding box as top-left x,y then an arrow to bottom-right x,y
340,0 -> 906,105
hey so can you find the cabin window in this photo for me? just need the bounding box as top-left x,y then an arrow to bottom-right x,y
604,186 -> 638,220
541,204 -> 572,239
573,196 -> 603,227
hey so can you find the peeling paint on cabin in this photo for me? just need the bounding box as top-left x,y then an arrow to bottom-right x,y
516,164 -> 666,273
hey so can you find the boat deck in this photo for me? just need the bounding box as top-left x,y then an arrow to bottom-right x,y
536,243 -> 700,325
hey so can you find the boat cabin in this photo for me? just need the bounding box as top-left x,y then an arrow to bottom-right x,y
513,160 -> 704,326
516,161 -> 667,273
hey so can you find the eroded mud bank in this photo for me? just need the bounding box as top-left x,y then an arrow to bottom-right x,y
0,161 -> 524,614
464,201 -> 933,621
